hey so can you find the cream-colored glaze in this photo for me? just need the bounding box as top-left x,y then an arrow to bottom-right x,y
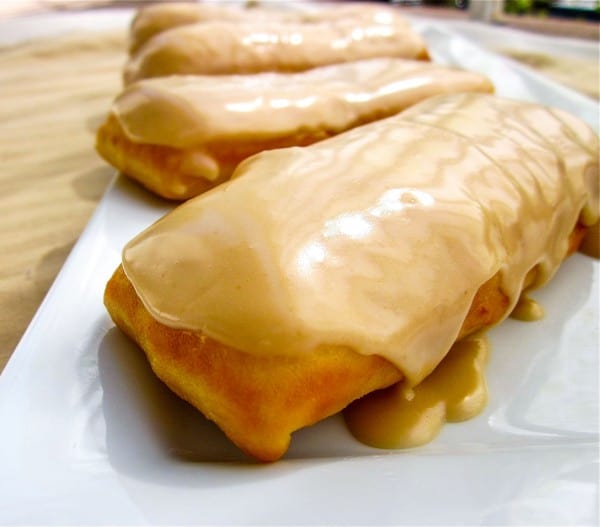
344,334 -> 489,449
114,58 -> 493,153
129,2 -> 412,54
123,17 -> 427,85
510,295 -> 545,321
122,93 -> 599,386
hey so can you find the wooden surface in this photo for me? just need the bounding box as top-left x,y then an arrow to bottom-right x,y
0,19 -> 598,373
0,30 -> 125,370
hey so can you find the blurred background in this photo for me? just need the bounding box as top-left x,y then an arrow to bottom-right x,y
1,0 -> 599,25
0,1 -> 597,45
0,1 -> 597,40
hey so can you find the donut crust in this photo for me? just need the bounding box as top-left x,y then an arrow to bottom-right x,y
96,115 -> 335,200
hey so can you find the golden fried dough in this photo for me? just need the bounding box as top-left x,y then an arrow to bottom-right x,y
105,265 -> 403,461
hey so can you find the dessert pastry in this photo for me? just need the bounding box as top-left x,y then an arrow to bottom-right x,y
104,93 -> 599,461
129,2 -> 415,54
123,16 -> 429,85
98,58 -> 493,200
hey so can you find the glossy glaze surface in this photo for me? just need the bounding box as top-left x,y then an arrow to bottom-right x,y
124,17 -> 427,84
129,2 -> 412,53
114,58 -> 492,150
122,93 -> 599,385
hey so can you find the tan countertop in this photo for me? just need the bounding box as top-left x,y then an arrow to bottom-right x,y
0,29 -> 125,370
0,9 -> 598,373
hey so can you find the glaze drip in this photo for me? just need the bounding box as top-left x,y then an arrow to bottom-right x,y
344,334 -> 489,449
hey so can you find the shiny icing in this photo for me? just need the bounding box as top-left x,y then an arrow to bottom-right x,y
114,58 -> 493,151
344,333 -> 489,449
123,17 -> 427,84
129,2 -> 413,54
122,93 -> 599,386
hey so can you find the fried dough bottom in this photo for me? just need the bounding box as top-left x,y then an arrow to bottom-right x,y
105,265 -> 403,461
96,115 -> 334,201
103,269 -> 511,461
104,225 -> 586,461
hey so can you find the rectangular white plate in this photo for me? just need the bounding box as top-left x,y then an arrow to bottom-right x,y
0,18 -> 597,526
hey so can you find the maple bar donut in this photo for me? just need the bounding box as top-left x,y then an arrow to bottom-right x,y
123,14 -> 429,85
129,2 -> 416,55
104,93 -> 599,461
98,58 -> 493,200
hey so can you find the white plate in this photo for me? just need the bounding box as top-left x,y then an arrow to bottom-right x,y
0,19 -> 598,526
